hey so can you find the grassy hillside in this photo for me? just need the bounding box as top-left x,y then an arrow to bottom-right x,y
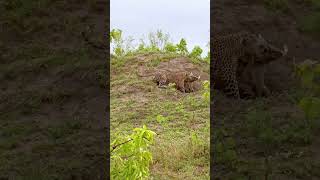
109,29 -> 210,179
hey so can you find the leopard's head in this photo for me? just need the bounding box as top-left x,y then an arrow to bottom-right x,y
186,72 -> 200,82
241,33 -> 288,64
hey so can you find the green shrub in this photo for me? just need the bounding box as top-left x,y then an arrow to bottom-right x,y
111,125 -> 156,179
202,80 -> 210,104
164,42 -> 177,53
189,46 -> 203,60
176,38 -> 188,55
110,29 -> 125,56
204,51 -> 210,63
110,29 -> 122,43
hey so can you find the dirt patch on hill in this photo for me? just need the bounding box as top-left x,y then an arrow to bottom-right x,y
137,57 -> 209,92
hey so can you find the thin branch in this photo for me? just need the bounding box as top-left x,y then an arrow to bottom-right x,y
110,139 -> 133,153
110,134 -> 158,154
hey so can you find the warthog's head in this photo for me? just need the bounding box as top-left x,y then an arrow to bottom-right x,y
241,33 -> 288,64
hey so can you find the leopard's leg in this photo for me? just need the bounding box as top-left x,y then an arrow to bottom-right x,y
180,81 -> 186,93
158,78 -> 168,88
229,57 -> 241,99
239,82 -> 255,99
216,57 -> 241,99
174,80 -> 184,93
223,74 -> 240,99
238,60 -> 256,98
184,82 -> 191,93
250,65 -> 270,97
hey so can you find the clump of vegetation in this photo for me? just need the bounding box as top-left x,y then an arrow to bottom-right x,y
214,133 -> 238,169
176,38 -> 189,55
263,0 -> 289,12
110,29 -> 135,56
111,125 -> 156,179
295,60 -> 320,135
148,30 -> 170,51
110,29 -> 124,56
164,42 -> 178,53
297,0 -> 320,37
202,80 -> 210,104
189,131 -> 209,158
189,46 -> 203,60
298,12 -> 320,37
156,114 -> 170,124
109,28 -> 209,63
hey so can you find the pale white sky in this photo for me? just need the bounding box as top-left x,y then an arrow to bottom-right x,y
110,0 -> 210,54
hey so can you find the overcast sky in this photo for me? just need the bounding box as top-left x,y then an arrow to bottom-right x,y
110,0 -> 209,54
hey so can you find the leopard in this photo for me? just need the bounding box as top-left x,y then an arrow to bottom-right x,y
212,31 -> 288,99
153,71 -> 200,93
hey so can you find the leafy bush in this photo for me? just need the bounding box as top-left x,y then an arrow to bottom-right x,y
202,80 -> 210,104
111,125 -> 156,179
110,29 -> 124,56
189,46 -> 203,60
176,38 -> 188,55
204,51 -> 210,64
110,29 -> 122,44
164,42 -> 177,53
